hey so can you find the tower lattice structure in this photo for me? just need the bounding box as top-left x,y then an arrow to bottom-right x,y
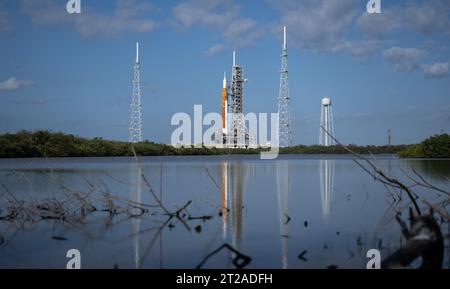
278,26 -> 292,147
229,51 -> 247,147
129,42 -> 143,143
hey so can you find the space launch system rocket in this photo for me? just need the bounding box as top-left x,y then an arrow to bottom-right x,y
221,72 -> 228,134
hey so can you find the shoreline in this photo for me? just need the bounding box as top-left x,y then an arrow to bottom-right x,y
1,130 -> 448,159
1,154 -> 449,161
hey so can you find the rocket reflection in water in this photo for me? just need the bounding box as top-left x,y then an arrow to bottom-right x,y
218,161 -> 245,267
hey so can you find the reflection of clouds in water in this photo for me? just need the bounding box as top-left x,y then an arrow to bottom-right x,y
276,160 -> 291,269
320,160 -> 334,217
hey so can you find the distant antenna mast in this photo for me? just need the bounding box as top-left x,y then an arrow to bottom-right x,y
278,26 -> 292,147
388,129 -> 392,146
129,42 -> 143,143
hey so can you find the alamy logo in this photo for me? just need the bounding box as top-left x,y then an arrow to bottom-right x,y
170,105 -> 280,159
366,249 -> 381,269
66,0 -> 81,14
66,249 -> 81,269
366,0 -> 381,14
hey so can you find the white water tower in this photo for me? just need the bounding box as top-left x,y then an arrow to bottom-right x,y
320,96 -> 335,146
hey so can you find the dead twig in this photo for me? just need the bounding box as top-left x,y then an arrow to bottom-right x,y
196,243 -> 252,269
298,250 -> 308,262
321,126 -> 422,215
132,147 -> 170,215
423,201 -> 450,222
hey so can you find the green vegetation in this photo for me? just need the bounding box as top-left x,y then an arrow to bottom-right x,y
280,144 -> 406,155
0,130 -> 414,158
399,134 -> 450,158
0,130 -> 261,158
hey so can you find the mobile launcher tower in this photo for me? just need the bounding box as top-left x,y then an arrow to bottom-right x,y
218,51 -> 252,148
230,51 -> 248,147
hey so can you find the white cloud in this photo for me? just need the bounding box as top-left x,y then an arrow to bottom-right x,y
204,44 -> 225,56
423,62 -> 449,78
406,0 -> 450,35
331,41 -> 381,61
0,77 -> 33,92
383,47 -> 448,78
356,0 -> 450,38
268,0 -> 358,51
173,0 -> 264,48
173,0 -> 239,29
267,0 -> 383,61
222,18 -> 264,48
356,9 -> 402,39
383,47 -> 427,72
20,0 -> 158,38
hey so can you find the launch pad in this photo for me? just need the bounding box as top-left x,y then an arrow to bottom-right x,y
216,50 -> 252,148
216,26 -> 292,149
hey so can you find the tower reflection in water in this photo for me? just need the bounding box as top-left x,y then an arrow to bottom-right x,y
220,161 -> 228,239
276,160 -> 291,269
221,160 -> 291,268
130,164 -> 142,269
230,162 -> 245,251
319,159 -> 334,217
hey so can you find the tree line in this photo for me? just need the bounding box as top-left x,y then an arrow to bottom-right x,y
399,133 -> 450,158
0,130 -> 447,158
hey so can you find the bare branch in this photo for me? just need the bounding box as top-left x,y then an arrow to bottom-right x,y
321,126 -> 422,215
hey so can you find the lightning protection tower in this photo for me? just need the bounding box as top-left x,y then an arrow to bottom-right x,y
278,26 -> 292,147
129,42 -> 143,143
319,96 -> 335,146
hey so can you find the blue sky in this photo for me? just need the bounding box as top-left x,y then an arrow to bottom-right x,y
0,0 -> 449,145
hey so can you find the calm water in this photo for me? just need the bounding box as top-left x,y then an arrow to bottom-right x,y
0,155 -> 449,269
